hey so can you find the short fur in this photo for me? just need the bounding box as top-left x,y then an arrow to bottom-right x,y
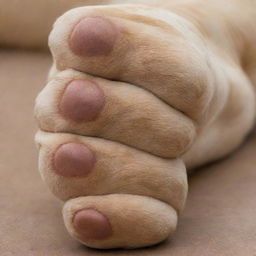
2,0 -> 256,249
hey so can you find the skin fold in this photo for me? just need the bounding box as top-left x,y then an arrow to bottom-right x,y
1,0 -> 256,249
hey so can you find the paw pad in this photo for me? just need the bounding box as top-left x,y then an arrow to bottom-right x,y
59,79 -> 105,122
54,143 -> 96,177
69,17 -> 119,57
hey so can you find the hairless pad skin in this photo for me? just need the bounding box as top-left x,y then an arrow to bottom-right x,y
54,143 -> 96,177
73,209 -> 113,240
69,17 -> 119,57
59,80 -> 105,122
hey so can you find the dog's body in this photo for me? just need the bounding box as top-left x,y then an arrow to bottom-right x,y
2,0 -> 256,249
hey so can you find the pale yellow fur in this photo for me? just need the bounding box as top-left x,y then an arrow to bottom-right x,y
1,0 -> 256,249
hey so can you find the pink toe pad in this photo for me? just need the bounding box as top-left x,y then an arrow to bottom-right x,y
69,17 -> 118,57
59,79 -> 105,122
54,143 -> 95,177
73,209 -> 112,240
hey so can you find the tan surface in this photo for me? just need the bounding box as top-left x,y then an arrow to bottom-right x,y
0,50 -> 256,255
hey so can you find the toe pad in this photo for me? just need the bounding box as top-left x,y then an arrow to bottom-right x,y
59,79 -> 105,122
73,209 -> 112,240
53,143 -> 95,177
69,17 -> 119,57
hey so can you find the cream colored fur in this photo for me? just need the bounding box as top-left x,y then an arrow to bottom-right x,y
35,70 -> 196,158
63,194 -> 178,249
2,0 -> 256,249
